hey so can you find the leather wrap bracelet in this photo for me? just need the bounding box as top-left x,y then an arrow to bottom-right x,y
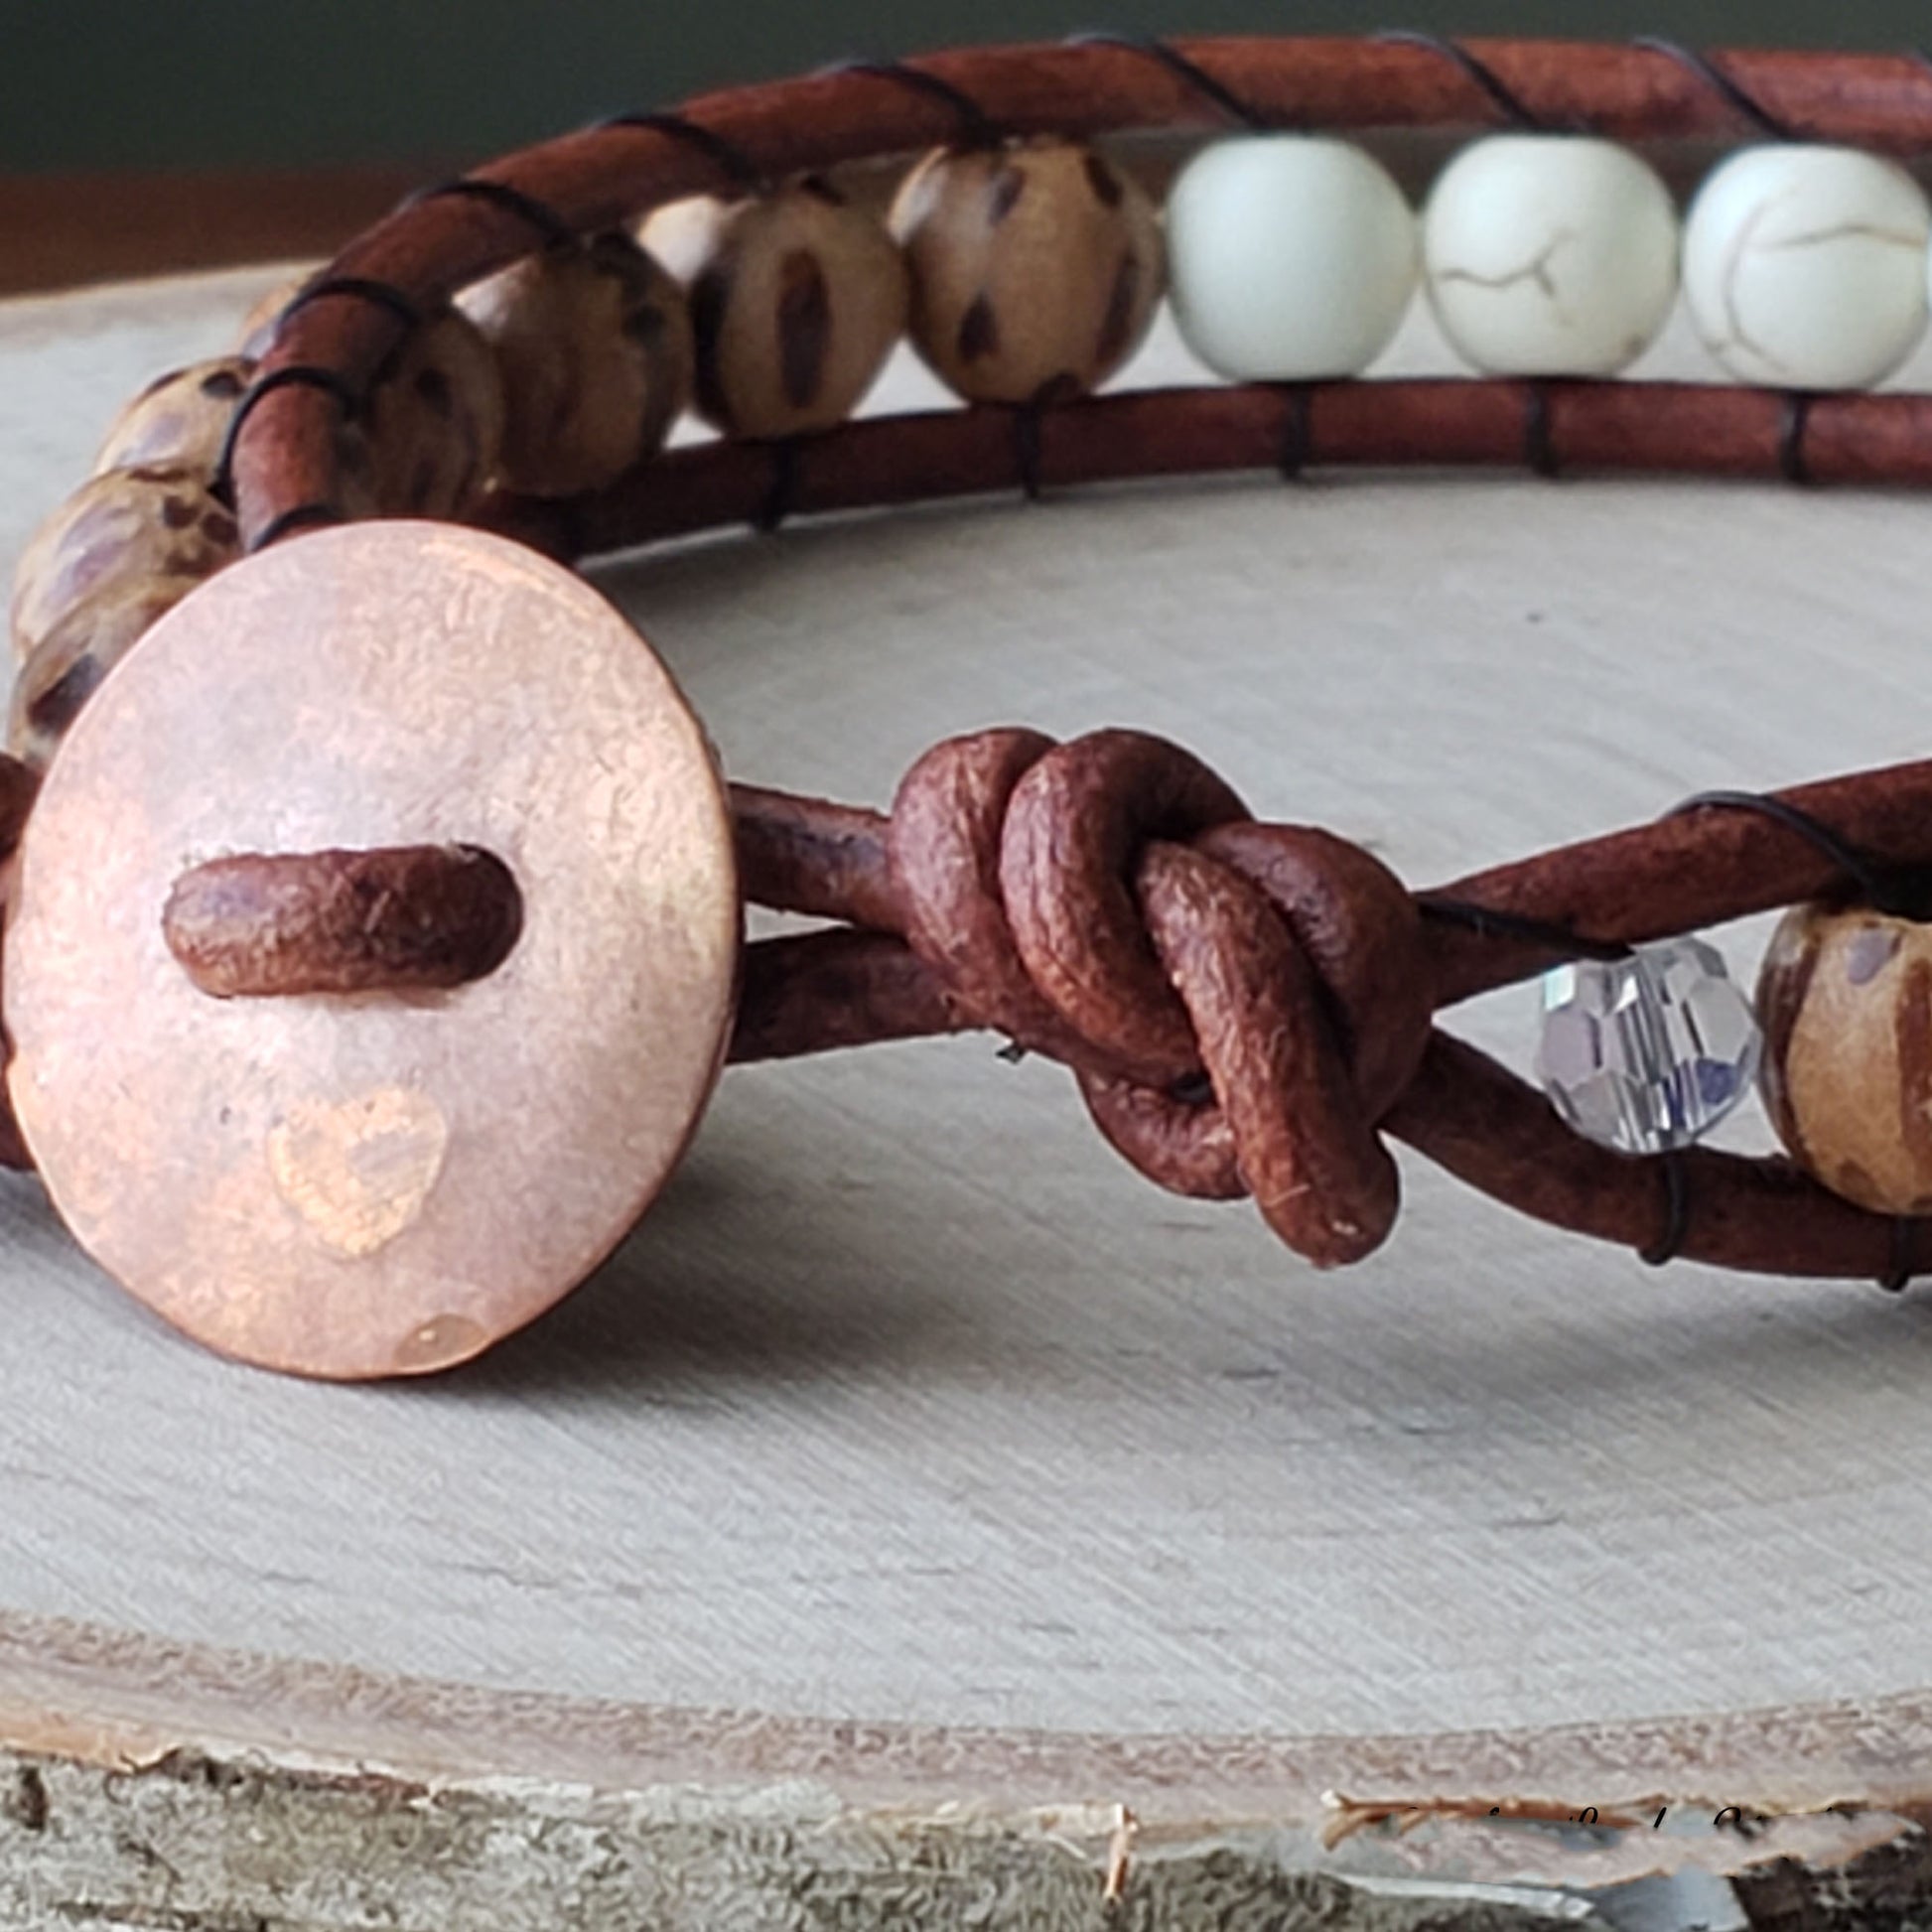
13,32 -> 1932,1380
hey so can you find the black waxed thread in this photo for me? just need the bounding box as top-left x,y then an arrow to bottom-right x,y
1779,393 -> 1815,485
1524,382 -> 1561,479
1374,31 -> 1544,129
1015,405 -> 1045,501
1882,1217 -> 1917,1292
818,59 -> 1002,148
756,439 -> 803,533
278,275 -> 424,335
1415,896 -> 1634,963
246,502 -> 346,555
1064,34 -> 1269,130
1630,37 -> 1796,141
1666,789 -> 1894,909
1639,1152 -> 1691,1267
407,176 -> 579,249
212,364 -> 364,506
598,110 -> 764,192
1278,383 -> 1313,481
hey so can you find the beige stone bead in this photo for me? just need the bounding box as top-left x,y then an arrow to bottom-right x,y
8,578 -> 183,768
10,466 -> 239,664
1757,898 -> 1932,1213
456,233 -> 694,498
362,306 -> 506,516
93,357 -> 254,478
888,139 -> 1166,405
640,178 -> 908,438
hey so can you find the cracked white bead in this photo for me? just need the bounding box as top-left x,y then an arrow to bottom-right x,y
1422,135 -> 1679,376
1683,143 -> 1932,390
1167,135 -> 1419,380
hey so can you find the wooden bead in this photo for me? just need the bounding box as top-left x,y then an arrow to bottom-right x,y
362,306 -> 506,516
640,178 -> 909,439
10,465 -> 238,664
888,139 -> 1165,405
8,578 -> 181,769
1757,899 -> 1932,1214
456,233 -> 694,498
93,357 -> 253,477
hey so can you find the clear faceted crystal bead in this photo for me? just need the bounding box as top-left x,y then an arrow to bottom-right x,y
1534,936 -> 1762,1155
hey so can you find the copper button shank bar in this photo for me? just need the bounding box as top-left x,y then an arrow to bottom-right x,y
163,845 -> 524,999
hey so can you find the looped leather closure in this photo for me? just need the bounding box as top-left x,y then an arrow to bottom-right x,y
889,727 -> 1432,1267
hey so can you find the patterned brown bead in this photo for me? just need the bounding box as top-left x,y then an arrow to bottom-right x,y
888,139 -> 1166,406
1757,898 -> 1932,1214
362,306 -> 506,516
456,232 -> 694,498
8,578 -> 182,769
10,466 -> 239,664
94,357 -> 254,478
641,177 -> 908,439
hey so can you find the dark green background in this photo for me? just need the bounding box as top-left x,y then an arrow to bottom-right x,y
4,1 -> 1925,173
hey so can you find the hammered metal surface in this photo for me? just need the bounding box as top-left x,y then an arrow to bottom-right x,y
4,520 -> 739,1379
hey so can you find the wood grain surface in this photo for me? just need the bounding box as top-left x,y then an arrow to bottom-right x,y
6,263 -> 1932,1925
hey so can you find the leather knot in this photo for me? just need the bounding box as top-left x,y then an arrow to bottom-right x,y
887,728 -> 1433,1266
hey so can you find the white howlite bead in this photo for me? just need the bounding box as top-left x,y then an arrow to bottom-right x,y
1683,144 -> 1932,390
1422,136 -> 1680,376
1167,136 -> 1420,380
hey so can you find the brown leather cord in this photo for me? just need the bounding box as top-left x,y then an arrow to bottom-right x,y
1385,1033 -> 1932,1284
476,381 -> 1932,571
229,36 -> 1932,544
813,58 -> 1007,149
592,111 -> 765,193
1063,35 -> 1273,132
182,33 -> 1932,1285
276,275 -> 425,335
728,741 -> 1932,1284
722,723 -> 1932,1284
212,364 -> 361,508
1374,31 -> 1547,131
731,751 -> 1932,1025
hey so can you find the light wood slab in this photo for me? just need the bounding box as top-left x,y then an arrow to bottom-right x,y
3,266 -> 1932,1927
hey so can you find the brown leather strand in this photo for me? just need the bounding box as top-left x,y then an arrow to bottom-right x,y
478,380 -> 1932,570
1384,1031 -> 1932,1284
1087,837 -> 1407,1267
733,920 -> 1932,1282
1424,765 -> 1932,1005
727,729 -> 1932,1282
232,36 -> 1932,546
731,925 -> 967,1063
730,753 -> 1932,1023
732,784 -> 904,933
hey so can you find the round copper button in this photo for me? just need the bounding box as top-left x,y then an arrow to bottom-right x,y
5,521 -> 740,1379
